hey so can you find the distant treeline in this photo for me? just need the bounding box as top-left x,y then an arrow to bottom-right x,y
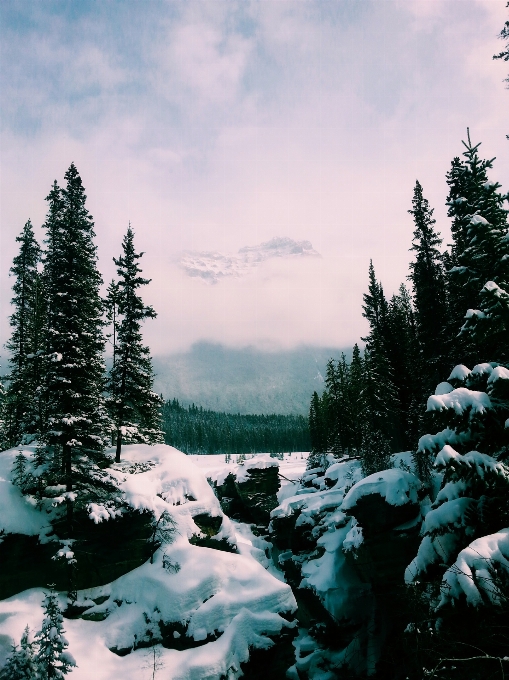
162,399 -> 310,454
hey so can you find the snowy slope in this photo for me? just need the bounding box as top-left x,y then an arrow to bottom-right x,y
0,445 -> 298,679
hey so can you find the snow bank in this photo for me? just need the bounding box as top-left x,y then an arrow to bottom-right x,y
0,445 -> 297,679
342,469 -> 420,512
0,447 -> 53,540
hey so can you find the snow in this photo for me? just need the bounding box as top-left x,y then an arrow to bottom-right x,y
234,454 -> 279,484
471,362 -> 495,376
448,364 -> 471,382
427,387 -> 491,416
418,427 -> 471,454
342,468 -> 420,511
434,446 -> 508,480
0,447 -> 53,540
440,529 -> 509,607
0,445 -> 298,679
435,382 -> 453,395
487,365 -> 509,385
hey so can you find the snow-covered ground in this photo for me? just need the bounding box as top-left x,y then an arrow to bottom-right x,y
0,446 -> 304,679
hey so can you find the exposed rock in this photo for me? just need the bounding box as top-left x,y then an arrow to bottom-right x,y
214,462 -> 280,524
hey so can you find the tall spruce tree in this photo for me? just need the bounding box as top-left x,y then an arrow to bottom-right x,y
4,220 -> 43,445
40,164 -> 111,532
361,261 -> 401,455
408,180 -> 449,394
108,225 -> 163,463
445,132 -> 509,363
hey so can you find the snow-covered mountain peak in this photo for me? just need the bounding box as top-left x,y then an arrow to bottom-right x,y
179,237 -> 320,283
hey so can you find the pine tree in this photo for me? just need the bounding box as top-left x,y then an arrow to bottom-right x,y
445,132 -> 509,364
108,226 -> 163,463
0,370 -> 8,452
104,279 -> 120,369
361,262 -> 401,454
493,1 -> 509,89
347,343 -> 364,456
408,180 -> 449,394
35,590 -> 76,679
0,626 -> 38,680
4,220 -> 43,446
40,165 -> 112,532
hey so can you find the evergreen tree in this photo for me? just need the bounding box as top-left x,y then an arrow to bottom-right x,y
4,220 -> 43,446
386,286 -> 422,448
0,626 -> 38,680
361,262 -> 401,453
493,1 -> 509,89
104,279 -> 120,369
308,391 -> 328,459
408,180 -> 449,393
0,370 -> 8,452
35,590 -> 76,679
108,226 -> 163,463
445,132 -> 509,364
347,343 -> 364,456
40,164 -> 112,532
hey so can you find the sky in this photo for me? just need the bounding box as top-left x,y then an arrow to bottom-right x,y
0,0 -> 508,355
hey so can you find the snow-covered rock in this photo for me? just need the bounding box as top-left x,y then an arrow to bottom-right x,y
0,445 -> 297,679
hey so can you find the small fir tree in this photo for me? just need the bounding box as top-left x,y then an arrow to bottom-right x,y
35,590 -> 76,679
108,226 -> 163,463
0,626 -> 38,680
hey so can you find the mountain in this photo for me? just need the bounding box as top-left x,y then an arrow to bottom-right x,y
179,236 -> 320,284
152,342 -> 347,415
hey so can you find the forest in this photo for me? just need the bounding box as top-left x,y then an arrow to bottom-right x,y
162,399 -> 310,454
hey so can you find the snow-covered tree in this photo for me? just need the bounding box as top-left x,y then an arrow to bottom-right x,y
0,370 -> 8,452
445,132 -> 509,364
108,225 -> 163,463
35,590 -> 76,679
4,220 -> 43,446
39,165 -> 113,532
0,626 -> 38,680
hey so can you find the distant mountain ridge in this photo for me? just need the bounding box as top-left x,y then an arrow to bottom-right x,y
179,236 -> 320,284
152,342 -> 347,415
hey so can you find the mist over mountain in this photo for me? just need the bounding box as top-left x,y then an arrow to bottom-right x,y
152,342 -> 347,415
179,237 -> 320,284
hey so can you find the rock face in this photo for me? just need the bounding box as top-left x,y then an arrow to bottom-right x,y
0,510 -> 153,599
342,469 -> 422,590
214,458 -> 280,524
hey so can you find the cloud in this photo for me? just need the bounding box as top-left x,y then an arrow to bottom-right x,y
1,0 -> 508,354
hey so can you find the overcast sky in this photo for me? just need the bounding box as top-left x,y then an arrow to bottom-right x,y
1,0 -> 508,355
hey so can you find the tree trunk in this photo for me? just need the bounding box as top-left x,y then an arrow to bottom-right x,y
115,429 -> 122,463
64,443 -> 73,536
